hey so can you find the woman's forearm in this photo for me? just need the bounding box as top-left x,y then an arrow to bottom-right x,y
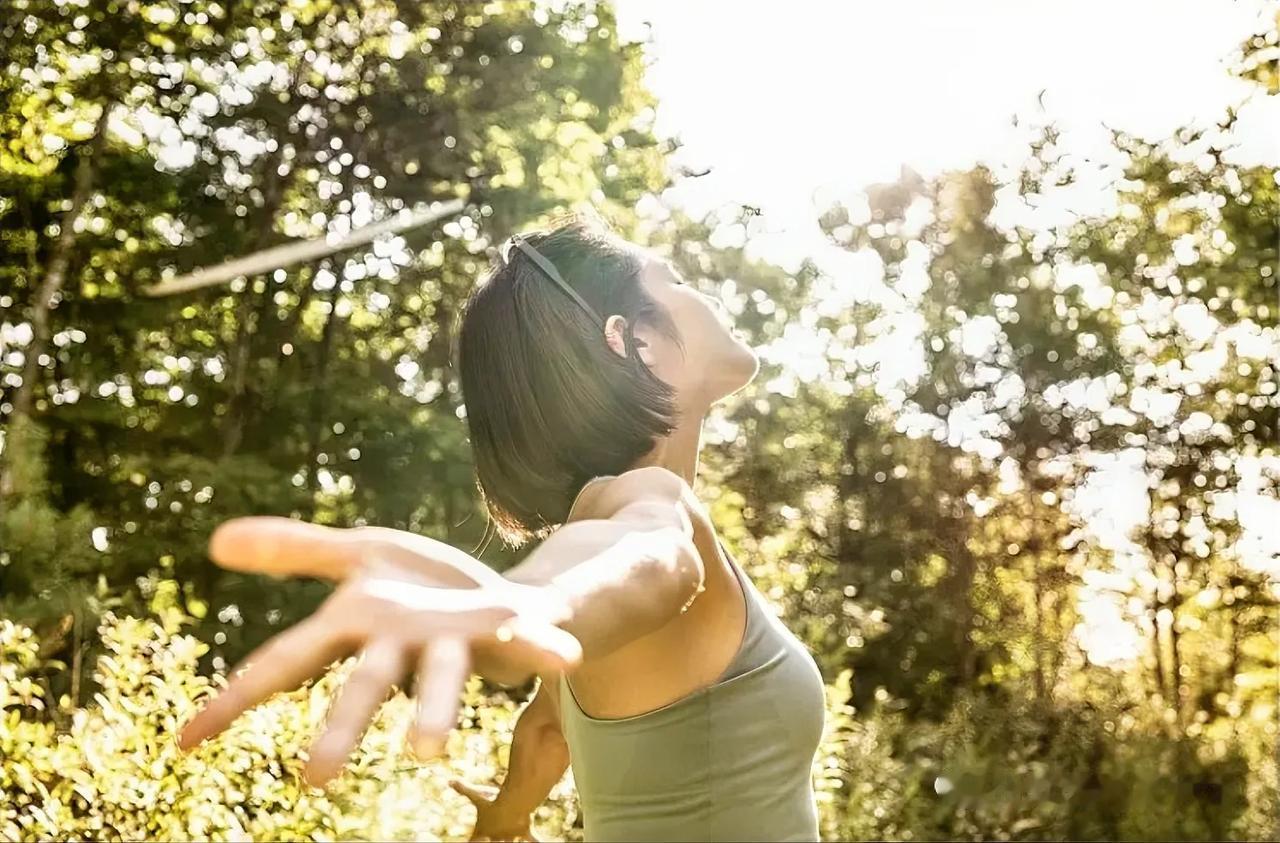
490,681 -> 571,820
503,510 -> 703,660
364,515 -> 702,674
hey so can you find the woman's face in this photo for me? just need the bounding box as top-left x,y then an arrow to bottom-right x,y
607,254 -> 759,408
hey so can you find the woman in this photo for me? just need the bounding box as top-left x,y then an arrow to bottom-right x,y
179,219 -> 826,842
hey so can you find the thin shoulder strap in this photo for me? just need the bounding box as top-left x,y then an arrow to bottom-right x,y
564,474 -> 616,523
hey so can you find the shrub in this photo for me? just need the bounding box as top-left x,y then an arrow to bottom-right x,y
0,614 -> 579,841
5,611 -> 1270,841
1,613 -> 857,842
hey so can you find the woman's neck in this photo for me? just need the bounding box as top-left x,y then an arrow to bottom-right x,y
630,404 -> 707,488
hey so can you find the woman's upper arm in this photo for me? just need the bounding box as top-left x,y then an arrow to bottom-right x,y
578,466 -> 701,533
502,466 -> 708,655
572,466 -> 705,589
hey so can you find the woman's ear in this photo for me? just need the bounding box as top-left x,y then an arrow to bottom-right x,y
604,315 -> 629,359
604,315 -> 657,367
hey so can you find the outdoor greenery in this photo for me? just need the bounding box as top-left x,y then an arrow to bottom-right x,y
1,0 -> 1276,840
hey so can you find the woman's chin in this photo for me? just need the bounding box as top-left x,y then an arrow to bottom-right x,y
719,344 -> 760,398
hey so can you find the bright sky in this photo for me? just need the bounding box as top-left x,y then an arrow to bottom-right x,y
613,0 -> 1280,667
615,0 -> 1278,267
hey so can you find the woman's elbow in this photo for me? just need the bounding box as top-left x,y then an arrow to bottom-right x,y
645,531 -> 705,618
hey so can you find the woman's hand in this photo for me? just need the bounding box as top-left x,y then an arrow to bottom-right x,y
177,517 -> 582,788
450,779 -> 540,842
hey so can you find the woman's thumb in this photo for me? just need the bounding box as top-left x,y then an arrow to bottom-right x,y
450,778 -> 498,805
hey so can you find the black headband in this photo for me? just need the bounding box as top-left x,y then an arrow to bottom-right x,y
503,234 -> 606,325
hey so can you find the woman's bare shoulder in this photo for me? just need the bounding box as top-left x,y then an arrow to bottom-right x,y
570,466 -> 704,525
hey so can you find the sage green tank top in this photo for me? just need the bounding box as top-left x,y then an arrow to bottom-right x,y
557,477 -> 826,842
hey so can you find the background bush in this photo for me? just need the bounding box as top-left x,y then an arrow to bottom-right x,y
2,610 -> 861,842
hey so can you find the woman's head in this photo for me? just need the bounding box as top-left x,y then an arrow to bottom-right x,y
456,217 -> 756,546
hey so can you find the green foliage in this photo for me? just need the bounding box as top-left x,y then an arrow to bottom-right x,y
0,0 -> 670,669
0,416 -> 105,621
1,611 -> 867,841
0,612 -> 539,841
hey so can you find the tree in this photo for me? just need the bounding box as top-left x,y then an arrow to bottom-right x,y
0,0 -> 670,682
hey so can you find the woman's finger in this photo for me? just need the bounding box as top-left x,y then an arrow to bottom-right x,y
449,778 -> 499,806
306,638 -> 409,787
486,616 -> 584,675
209,516 -> 367,580
359,580 -> 577,668
179,615 -> 349,750
409,635 -> 471,759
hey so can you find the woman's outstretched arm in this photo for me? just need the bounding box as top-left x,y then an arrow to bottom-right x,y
451,678 -> 569,842
178,465 -> 704,785
198,464 -> 704,663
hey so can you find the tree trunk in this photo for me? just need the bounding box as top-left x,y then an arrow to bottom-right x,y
1151,601 -> 1169,704
1031,549 -> 1047,705
1,103 -> 111,497
951,539 -> 979,684
836,402 -> 862,563
303,282 -> 342,514
70,607 -> 84,709
1226,602 -> 1239,737
1169,592 -> 1184,728
220,149 -> 287,458
11,105 -> 111,421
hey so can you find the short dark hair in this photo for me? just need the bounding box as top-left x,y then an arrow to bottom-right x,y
457,217 -> 683,548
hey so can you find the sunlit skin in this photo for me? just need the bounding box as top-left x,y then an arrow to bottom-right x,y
604,254 -> 760,485
176,520 -> 584,785
177,248 -> 761,793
